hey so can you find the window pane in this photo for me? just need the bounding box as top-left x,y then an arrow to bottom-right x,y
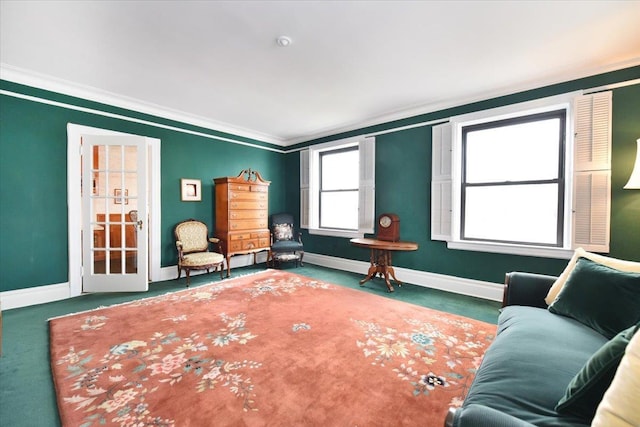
322,149 -> 359,190
464,184 -> 559,245
320,191 -> 358,229
466,118 -> 561,183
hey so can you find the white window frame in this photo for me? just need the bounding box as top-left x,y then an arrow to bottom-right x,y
431,91 -> 611,259
301,136 -> 375,239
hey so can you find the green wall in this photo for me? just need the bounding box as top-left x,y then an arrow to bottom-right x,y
0,81 -> 285,292
1,67 -> 638,294
286,67 -> 640,284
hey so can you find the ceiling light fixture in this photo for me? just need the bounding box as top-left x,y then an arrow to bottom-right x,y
276,36 -> 292,47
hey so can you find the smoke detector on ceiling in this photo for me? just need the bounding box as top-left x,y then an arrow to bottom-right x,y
276,36 -> 292,47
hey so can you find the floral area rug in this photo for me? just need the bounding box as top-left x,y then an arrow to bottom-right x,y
49,270 -> 496,426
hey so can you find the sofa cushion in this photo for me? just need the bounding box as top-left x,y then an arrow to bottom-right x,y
556,324 -> 639,420
455,404 -> 537,427
592,327 -> 640,427
548,258 -> 640,339
545,248 -> 640,305
462,306 -> 606,426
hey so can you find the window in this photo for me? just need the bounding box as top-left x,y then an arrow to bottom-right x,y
319,147 -> 359,229
300,136 -> 375,238
432,91 -> 612,258
461,111 -> 566,246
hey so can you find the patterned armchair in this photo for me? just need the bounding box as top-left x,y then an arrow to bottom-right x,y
267,213 -> 304,268
174,219 -> 225,286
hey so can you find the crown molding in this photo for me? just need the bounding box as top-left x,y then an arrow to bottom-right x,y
0,63 -> 287,146
284,58 -> 640,146
3,59 -> 638,148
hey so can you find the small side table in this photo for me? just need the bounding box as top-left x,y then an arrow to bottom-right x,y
350,238 -> 419,292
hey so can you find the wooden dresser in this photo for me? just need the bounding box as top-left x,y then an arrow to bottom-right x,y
214,169 -> 270,277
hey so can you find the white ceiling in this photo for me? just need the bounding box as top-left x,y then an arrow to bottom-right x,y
1,1 -> 639,146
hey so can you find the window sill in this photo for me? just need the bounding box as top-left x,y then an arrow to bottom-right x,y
447,240 -> 574,260
307,228 -> 365,239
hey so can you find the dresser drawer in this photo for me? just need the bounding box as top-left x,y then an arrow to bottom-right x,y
229,232 -> 251,241
251,231 -> 270,239
227,238 -> 269,252
242,239 -> 263,251
229,190 -> 267,201
228,231 -> 269,240
227,184 -> 250,192
229,219 -> 268,230
229,210 -> 267,220
229,201 -> 268,210
227,240 -> 246,252
250,185 -> 268,193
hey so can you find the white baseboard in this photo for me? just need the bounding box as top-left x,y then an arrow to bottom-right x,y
1,282 -> 70,310
0,251 -> 501,311
303,253 -> 503,302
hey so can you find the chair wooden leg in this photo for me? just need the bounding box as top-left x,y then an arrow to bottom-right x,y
185,270 -> 191,287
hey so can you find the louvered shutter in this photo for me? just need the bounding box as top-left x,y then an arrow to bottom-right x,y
574,92 -> 612,170
300,149 -> 310,229
358,137 -> 376,233
572,92 -> 612,252
431,123 -> 453,241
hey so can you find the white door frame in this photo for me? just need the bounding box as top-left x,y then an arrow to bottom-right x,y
67,123 -> 161,297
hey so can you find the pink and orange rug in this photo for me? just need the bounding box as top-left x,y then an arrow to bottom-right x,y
49,270 -> 495,426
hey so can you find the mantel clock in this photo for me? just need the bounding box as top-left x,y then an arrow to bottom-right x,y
377,213 -> 400,242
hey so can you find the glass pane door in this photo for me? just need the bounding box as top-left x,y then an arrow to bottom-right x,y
83,135 -> 148,292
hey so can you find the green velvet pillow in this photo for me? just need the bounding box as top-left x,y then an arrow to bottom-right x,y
548,258 -> 640,339
556,324 -> 639,420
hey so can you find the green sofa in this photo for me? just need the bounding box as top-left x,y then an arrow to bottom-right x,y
445,271 -> 617,427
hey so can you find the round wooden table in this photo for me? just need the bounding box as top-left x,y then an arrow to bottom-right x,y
350,238 -> 418,292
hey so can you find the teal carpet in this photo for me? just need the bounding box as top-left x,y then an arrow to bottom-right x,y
0,264 -> 500,426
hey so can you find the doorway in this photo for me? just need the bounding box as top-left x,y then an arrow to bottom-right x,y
67,124 -> 161,296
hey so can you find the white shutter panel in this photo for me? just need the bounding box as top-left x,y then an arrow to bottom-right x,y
572,92 -> 612,252
300,149 -> 310,229
572,171 -> 611,250
432,123 -> 452,180
300,188 -> 310,229
431,123 -> 452,241
431,181 -> 452,240
358,137 -> 376,233
574,91 -> 612,171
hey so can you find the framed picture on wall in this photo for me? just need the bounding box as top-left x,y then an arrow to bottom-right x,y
114,188 -> 128,205
181,179 -> 201,202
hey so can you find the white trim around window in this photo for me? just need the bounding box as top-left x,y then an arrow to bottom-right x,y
301,136 -> 376,239
431,90 -> 612,259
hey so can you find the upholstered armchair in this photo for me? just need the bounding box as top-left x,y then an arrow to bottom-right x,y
174,219 -> 225,286
267,213 -> 304,268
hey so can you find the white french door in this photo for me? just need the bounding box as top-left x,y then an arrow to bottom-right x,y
82,135 -> 148,292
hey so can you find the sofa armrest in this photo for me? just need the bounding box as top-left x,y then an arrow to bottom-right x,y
445,408 -> 456,427
502,272 -> 557,308
445,405 -> 537,427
